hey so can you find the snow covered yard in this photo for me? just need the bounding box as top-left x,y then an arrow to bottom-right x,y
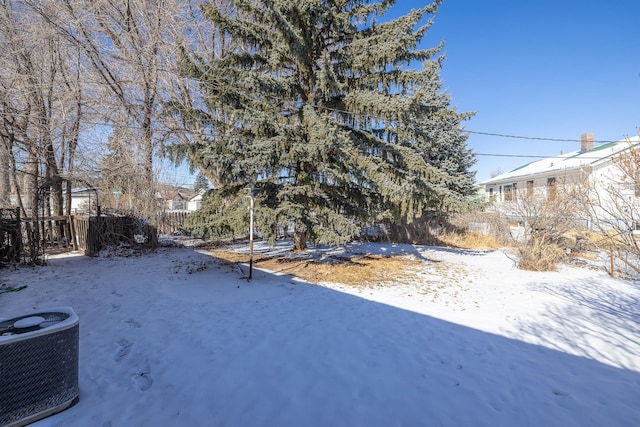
1,241 -> 639,426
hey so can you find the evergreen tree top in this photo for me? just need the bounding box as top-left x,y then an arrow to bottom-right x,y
176,0 -> 475,249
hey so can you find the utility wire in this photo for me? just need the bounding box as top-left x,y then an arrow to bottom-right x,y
474,153 -> 605,160
0,107 -> 634,147
466,130 -> 627,144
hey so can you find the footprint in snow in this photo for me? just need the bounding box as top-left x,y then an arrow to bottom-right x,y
132,361 -> 153,391
552,389 -> 571,398
113,339 -> 133,362
109,304 -> 121,313
124,319 -> 142,328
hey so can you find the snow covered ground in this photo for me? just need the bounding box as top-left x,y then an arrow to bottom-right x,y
1,240 -> 639,426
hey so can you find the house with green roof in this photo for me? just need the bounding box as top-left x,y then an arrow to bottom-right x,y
480,133 -> 640,227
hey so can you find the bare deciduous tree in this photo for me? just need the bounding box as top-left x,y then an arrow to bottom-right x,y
31,0 -> 227,218
582,137 -> 640,276
0,0 -> 232,228
0,0 -> 85,219
509,176 -> 584,271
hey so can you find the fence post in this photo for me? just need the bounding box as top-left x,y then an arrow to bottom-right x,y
69,215 -> 78,251
610,246 -> 615,277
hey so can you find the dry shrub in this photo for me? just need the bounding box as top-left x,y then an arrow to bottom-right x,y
211,251 -> 422,287
508,182 -> 585,271
560,230 -> 596,255
517,238 -> 567,271
582,230 -> 618,249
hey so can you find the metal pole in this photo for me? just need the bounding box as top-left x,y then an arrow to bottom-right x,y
249,186 -> 254,280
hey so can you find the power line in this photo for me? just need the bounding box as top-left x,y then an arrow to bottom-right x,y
474,153 -> 604,160
0,107 -> 634,147
466,130 -> 627,144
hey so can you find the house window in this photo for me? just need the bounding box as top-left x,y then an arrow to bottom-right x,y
527,180 -> 534,196
488,188 -> 494,201
547,177 -> 557,200
503,184 -> 513,201
512,183 -> 518,201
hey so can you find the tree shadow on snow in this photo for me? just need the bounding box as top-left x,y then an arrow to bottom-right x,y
36,248 -> 640,427
517,278 -> 640,367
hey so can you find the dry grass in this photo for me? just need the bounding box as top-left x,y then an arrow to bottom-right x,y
210,229 -> 501,286
211,250 -> 423,287
438,231 -> 502,250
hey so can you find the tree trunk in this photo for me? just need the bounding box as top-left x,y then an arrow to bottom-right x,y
0,135 -> 11,205
293,230 -> 307,251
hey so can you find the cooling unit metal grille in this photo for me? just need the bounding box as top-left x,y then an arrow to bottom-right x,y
0,308 -> 79,427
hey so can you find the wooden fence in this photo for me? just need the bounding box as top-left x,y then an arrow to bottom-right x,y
73,215 -> 157,256
0,212 -> 160,264
158,211 -> 190,235
0,208 -> 22,266
1,208 -> 192,264
74,216 -> 100,256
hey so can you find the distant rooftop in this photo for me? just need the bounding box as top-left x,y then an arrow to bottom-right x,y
481,135 -> 640,185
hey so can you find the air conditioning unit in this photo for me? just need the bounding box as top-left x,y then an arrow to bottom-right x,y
0,307 -> 79,427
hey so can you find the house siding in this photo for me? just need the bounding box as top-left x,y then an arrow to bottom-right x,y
480,136 -> 640,228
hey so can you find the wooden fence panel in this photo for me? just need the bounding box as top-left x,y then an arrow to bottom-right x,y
0,208 -> 22,266
159,211 -> 190,235
74,215 -> 157,256
19,215 -> 76,256
74,216 -> 103,256
4,212 -> 160,261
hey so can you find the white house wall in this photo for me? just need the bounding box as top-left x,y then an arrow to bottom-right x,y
485,168 -> 588,224
587,164 -> 640,231
187,200 -> 201,211
485,169 -> 585,203
486,162 -> 640,230
482,137 -> 640,230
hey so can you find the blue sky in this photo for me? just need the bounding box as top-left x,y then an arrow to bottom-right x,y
165,0 -> 639,187
391,0 -> 639,182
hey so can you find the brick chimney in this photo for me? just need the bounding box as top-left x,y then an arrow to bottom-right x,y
581,133 -> 594,153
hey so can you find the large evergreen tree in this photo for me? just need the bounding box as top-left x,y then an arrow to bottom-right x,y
173,0 -> 475,249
